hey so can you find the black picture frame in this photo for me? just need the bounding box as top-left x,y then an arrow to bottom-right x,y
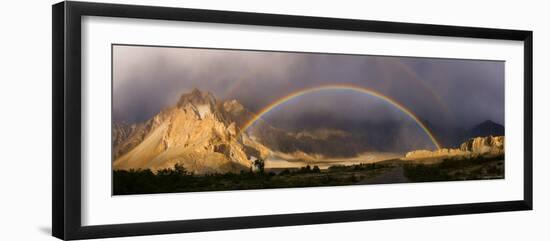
52,1 -> 533,240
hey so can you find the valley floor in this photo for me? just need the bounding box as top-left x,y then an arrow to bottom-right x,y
113,154 -> 504,195
265,152 -> 402,170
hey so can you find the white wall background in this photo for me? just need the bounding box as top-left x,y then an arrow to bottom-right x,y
0,0 -> 547,240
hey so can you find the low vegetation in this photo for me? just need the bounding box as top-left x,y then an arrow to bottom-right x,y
113,155 -> 504,195
113,162 -> 392,195
403,154 -> 504,182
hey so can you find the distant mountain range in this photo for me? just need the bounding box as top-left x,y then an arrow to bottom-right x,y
113,89 -> 505,173
432,119 -> 504,148
469,120 -> 504,138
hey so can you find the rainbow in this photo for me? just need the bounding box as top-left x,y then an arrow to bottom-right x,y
239,84 -> 441,150
388,59 -> 451,116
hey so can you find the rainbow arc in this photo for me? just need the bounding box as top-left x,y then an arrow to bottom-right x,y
239,83 -> 441,150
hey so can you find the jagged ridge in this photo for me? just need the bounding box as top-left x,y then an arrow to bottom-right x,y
112,88 -> 270,174
403,136 -> 504,160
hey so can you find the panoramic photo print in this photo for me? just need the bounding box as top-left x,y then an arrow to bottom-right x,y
112,45 -> 505,195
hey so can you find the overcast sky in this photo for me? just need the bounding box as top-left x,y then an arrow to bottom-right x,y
112,45 -> 504,132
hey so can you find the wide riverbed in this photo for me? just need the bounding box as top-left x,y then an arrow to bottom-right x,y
265,152 -> 402,170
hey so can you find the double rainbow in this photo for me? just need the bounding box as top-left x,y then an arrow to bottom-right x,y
386,59 -> 450,117
239,83 -> 441,150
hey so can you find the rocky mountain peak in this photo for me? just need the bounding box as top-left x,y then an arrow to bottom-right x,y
177,88 -> 216,108
222,99 -> 245,114
113,89 -> 272,174
469,120 -> 504,138
176,88 -> 221,120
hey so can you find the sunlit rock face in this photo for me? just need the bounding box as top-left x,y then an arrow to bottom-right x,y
459,136 -> 504,154
404,136 -> 504,160
112,89 -> 271,174
404,148 -> 469,159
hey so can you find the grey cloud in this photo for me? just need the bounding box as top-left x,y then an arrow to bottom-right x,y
112,45 -> 504,134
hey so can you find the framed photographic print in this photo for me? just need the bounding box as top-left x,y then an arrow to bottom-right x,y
52,1 -> 533,240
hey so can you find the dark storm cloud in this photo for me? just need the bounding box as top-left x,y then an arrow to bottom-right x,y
112,45 -> 504,133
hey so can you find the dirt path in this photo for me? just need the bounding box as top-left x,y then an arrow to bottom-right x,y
360,166 -> 410,184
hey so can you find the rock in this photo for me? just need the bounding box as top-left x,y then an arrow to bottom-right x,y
404,148 -> 468,159
112,88 -> 269,174
460,136 -> 504,154
403,136 -> 504,160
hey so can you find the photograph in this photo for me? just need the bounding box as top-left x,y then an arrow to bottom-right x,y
111,44 -> 505,195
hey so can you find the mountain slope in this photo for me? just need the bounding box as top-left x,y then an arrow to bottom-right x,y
113,89 -> 270,174
468,120 -> 504,139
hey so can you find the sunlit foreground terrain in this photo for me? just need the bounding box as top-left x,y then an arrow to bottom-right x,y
113,138 -> 504,195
